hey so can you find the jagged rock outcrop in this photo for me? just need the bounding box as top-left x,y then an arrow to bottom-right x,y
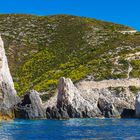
46,77 -> 101,119
14,77 -> 136,120
98,97 -> 119,118
78,82 -> 135,118
16,90 -> 46,119
0,35 -> 19,120
46,77 -> 135,119
135,93 -> 140,118
96,89 -> 135,118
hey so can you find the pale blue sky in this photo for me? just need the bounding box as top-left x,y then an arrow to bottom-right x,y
0,0 -> 139,30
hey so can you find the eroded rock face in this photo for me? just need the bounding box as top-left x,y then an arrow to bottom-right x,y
46,77 -> 101,119
16,90 -> 46,119
98,97 -> 119,118
46,77 -> 135,119
0,36 -> 19,120
78,86 -> 135,118
15,77 -> 136,119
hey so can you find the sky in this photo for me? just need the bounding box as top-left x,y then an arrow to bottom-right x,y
0,0 -> 139,30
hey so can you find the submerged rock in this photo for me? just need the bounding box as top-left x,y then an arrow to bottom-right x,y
16,90 -> 46,119
0,35 -> 19,120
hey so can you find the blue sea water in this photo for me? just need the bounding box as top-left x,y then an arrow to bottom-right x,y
0,118 -> 140,140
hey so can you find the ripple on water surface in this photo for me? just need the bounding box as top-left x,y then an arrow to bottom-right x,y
0,118 -> 140,140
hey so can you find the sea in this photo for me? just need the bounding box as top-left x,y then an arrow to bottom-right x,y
0,118 -> 140,140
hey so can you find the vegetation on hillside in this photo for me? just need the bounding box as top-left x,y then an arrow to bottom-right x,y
0,14 -> 140,99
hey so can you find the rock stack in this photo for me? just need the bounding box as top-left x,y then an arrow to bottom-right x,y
46,77 -> 101,119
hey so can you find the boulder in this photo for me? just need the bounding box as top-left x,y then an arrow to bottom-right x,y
16,90 -> 46,119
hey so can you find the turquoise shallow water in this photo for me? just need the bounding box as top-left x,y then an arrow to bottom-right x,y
0,118 -> 140,140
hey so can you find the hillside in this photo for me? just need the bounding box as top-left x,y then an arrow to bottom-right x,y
0,14 -> 140,100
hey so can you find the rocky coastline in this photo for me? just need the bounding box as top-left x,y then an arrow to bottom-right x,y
0,35 -> 140,120
15,77 -> 139,120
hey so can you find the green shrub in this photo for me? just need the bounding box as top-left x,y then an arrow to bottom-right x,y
129,86 -> 140,94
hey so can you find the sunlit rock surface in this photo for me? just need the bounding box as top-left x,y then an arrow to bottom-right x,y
45,77 -> 135,119
16,90 -> 46,119
0,36 -> 19,120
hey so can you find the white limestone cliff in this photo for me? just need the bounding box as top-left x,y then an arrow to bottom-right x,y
0,35 -> 19,120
